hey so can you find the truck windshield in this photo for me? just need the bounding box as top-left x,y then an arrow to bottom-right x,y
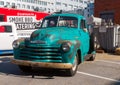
41,16 -> 78,28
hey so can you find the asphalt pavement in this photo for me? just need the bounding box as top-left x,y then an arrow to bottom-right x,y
0,53 -> 119,85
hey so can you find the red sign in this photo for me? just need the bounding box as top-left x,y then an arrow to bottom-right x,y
0,7 -> 49,29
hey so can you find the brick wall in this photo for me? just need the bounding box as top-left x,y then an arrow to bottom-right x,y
94,0 -> 120,24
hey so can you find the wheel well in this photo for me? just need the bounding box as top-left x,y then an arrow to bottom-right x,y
77,49 -> 82,64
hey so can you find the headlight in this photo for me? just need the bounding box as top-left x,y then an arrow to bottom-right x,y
12,40 -> 20,48
61,42 -> 71,52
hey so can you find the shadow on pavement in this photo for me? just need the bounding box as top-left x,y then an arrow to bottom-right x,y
110,80 -> 120,85
0,57 -> 71,79
0,54 -> 13,56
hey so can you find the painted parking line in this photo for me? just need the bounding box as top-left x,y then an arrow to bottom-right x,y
96,60 -> 120,65
77,71 -> 120,82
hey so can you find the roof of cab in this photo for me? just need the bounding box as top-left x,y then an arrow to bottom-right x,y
45,13 -> 85,19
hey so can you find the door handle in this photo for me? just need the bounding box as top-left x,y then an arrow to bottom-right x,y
10,35 -> 14,36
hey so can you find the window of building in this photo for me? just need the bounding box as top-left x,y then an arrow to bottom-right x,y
79,0 -> 83,3
48,8 -> 50,11
34,0 -> 37,4
29,0 -> 32,3
6,2 -> 10,6
38,1 -> 41,5
12,3 -> 15,6
52,9 -> 54,11
34,7 -> 39,11
100,12 -> 114,22
41,1 -> 44,5
39,7 -> 42,10
22,4 -> 25,8
22,0 -> 26,2
56,2 -> 61,5
0,1 -> 4,5
17,0 -> 21,1
51,3 -> 54,5
69,4 -> 73,8
63,3 -> 67,7
74,6 -> 78,9
41,1 -> 47,6
11,3 -> 16,8
88,14 -> 89,17
17,4 -> 20,8
27,0 -> 30,3
27,5 -> 30,9
84,1 -> 87,4
44,8 -> 46,11
44,1 -> 47,6
88,9 -> 89,12
48,2 -> 50,5
31,6 -> 34,9
76,0 -> 78,2
30,0 -> 34,3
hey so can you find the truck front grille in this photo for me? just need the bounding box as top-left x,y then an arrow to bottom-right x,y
20,45 -> 62,63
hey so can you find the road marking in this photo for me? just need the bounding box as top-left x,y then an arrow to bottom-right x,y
96,60 -> 120,65
0,60 -> 10,63
3,61 -> 10,63
77,71 -> 120,82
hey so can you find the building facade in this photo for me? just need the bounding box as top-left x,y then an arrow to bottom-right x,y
94,0 -> 120,24
0,0 -> 94,22
84,2 -> 94,22
0,0 -> 91,12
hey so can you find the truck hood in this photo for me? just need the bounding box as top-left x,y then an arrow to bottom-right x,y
30,27 -> 79,44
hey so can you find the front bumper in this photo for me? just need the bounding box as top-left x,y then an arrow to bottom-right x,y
11,58 -> 72,69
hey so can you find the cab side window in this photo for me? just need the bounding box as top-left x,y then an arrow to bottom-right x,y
80,19 -> 88,32
80,19 -> 86,29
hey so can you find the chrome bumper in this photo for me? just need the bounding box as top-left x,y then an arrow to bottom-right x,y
11,58 -> 72,69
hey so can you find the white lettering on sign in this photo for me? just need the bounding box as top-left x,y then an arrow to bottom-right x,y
7,16 -> 36,23
16,23 -> 35,30
7,16 -> 37,30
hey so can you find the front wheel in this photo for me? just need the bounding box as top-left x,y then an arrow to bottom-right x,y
66,54 -> 78,76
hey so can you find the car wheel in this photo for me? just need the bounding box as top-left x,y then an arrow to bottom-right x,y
18,65 -> 32,72
66,54 -> 78,76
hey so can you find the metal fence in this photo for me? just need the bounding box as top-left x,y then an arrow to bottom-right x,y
93,25 -> 120,52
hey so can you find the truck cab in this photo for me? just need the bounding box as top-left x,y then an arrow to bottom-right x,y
0,22 -> 18,54
11,13 -> 96,76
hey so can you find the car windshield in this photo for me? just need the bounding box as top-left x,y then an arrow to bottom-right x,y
41,16 -> 78,28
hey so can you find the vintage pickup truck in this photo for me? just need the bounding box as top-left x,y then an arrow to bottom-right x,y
11,13 -> 96,76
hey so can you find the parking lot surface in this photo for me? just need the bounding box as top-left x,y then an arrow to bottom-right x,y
0,53 -> 120,85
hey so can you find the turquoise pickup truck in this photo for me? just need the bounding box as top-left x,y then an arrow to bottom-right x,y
11,13 -> 96,76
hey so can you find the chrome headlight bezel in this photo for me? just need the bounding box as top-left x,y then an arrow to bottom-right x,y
61,42 -> 71,52
12,40 -> 20,49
